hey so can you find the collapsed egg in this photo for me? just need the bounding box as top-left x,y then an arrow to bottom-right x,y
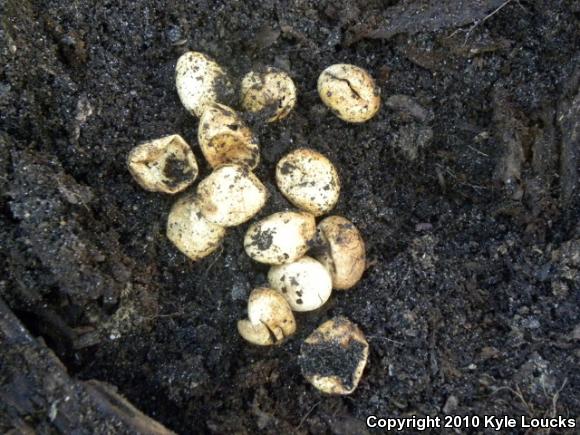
276,148 -> 340,216
300,316 -> 369,395
237,287 -> 296,346
198,103 -> 260,169
244,211 -> 316,265
314,216 -> 366,290
268,256 -> 332,312
127,134 -> 198,194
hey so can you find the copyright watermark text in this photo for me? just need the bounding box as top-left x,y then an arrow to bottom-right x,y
366,415 -> 576,431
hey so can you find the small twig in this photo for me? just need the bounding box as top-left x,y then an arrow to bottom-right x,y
297,401 -> 320,430
488,384 -> 534,417
146,310 -> 186,321
467,144 -> 490,157
514,0 -> 528,12
488,378 -> 568,434
365,258 -> 378,270
447,0 -> 514,45
515,384 -> 535,417
393,268 -> 411,298
461,182 -> 489,191
204,245 -> 224,277
367,335 -> 403,346
550,378 -> 568,418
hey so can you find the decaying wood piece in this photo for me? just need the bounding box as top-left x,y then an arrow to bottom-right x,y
0,298 -> 174,435
491,87 -> 531,201
557,66 -> 580,208
344,0 -> 508,46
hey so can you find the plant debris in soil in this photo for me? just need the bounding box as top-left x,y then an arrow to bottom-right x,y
1,0 -> 579,433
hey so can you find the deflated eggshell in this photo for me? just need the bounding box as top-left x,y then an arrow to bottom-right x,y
198,103 -> 260,169
127,134 -> 199,194
244,211 -> 316,265
197,164 -> 268,227
176,51 -> 234,117
276,148 -> 340,216
268,256 -> 332,312
318,64 -> 380,123
166,194 -> 226,261
240,67 -> 297,122
314,216 -> 366,290
237,287 -> 296,346
300,316 -> 369,395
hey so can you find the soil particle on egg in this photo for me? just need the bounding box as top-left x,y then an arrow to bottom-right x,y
300,317 -> 369,394
301,338 -> 366,391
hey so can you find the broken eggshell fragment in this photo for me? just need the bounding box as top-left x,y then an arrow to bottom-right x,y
175,51 -> 234,117
314,216 -> 366,290
197,164 -> 268,227
268,256 -> 332,312
237,287 -> 296,346
198,103 -> 260,169
127,134 -> 198,194
300,316 -> 369,395
276,148 -> 340,217
244,211 -> 316,265
240,66 -> 297,122
166,194 -> 226,261
318,64 -> 380,123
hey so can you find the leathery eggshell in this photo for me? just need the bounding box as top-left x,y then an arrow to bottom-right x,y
166,194 -> 226,261
317,64 -> 380,123
127,134 -> 199,194
175,51 -> 234,117
244,211 -> 316,265
237,287 -> 296,346
314,216 -> 366,290
198,103 -> 260,169
276,148 -> 340,217
267,256 -> 332,312
240,67 -> 297,122
300,316 -> 369,395
196,164 -> 268,227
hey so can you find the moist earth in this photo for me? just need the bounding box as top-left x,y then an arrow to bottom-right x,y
1,0 -> 579,433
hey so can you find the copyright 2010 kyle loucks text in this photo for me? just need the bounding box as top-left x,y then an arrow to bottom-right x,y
365,415 -> 576,431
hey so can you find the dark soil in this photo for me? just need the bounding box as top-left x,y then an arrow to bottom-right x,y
1,0 -> 579,433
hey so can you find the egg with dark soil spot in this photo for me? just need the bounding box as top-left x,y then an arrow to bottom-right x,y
198,103 -> 260,169
276,148 -> 340,216
300,316 -> 368,395
127,134 -> 198,194
268,256 -> 332,311
176,51 -> 234,117
244,211 -> 316,265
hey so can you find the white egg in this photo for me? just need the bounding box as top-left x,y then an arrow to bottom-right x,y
318,64 -> 380,123
176,51 -> 234,117
166,194 -> 226,261
244,211 -> 316,265
268,256 -> 332,312
276,148 -> 340,216
196,164 -> 268,227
